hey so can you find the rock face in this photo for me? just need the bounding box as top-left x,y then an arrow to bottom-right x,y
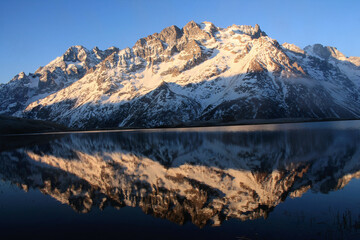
1,125 -> 360,227
1,21 -> 360,128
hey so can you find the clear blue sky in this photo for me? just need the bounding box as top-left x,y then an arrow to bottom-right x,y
1,0 -> 359,84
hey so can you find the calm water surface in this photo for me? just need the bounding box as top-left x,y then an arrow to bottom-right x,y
1,121 -> 360,239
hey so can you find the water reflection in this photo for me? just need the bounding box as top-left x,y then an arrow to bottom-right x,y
1,122 -> 360,228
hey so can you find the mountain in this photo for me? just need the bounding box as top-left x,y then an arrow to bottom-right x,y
1,126 -> 360,227
1,21 -> 360,128
0,46 -> 118,116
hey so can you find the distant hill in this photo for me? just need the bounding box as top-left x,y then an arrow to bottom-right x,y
0,115 -> 68,135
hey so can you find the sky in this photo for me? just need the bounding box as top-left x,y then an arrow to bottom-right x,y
0,0 -> 359,84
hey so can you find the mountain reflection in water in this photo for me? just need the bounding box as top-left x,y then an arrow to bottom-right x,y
1,121 -> 360,237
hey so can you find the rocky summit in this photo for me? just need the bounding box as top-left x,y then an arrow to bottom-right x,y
1,21 -> 360,128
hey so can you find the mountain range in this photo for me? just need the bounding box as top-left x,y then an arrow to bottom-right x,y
1,21 -> 360,128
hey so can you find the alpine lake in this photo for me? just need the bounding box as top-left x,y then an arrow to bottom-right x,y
1,120 -> 360,239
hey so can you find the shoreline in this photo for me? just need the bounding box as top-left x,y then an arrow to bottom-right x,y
1,117 -> 359,137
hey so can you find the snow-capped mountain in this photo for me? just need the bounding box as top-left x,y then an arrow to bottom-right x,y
0,45 -> 118,116
1,21 -> 360,128
1,126 -> 360,226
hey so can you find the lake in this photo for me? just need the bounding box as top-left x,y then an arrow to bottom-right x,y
1,120 -> 360,239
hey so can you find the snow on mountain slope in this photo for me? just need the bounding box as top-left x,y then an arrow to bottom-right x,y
302,44 -> 360,88
0,45 -> 118,116
1,21 -> 360,128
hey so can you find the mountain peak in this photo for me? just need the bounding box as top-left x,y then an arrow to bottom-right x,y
184,20 -> 198,28
18,71 -> 26,78
252,24 -> 266,38
10,71 -> 27,82
304,44 -> 346,60
65,45 -> 87,55
158,25 -> 183,43
282,42 -> 305,54
63,45 -> 89,62
182,20 -> 211,40
228,24 -> 267,38
199,21 -> 218,36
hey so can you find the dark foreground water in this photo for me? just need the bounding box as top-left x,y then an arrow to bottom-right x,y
1,121 -> 360,239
